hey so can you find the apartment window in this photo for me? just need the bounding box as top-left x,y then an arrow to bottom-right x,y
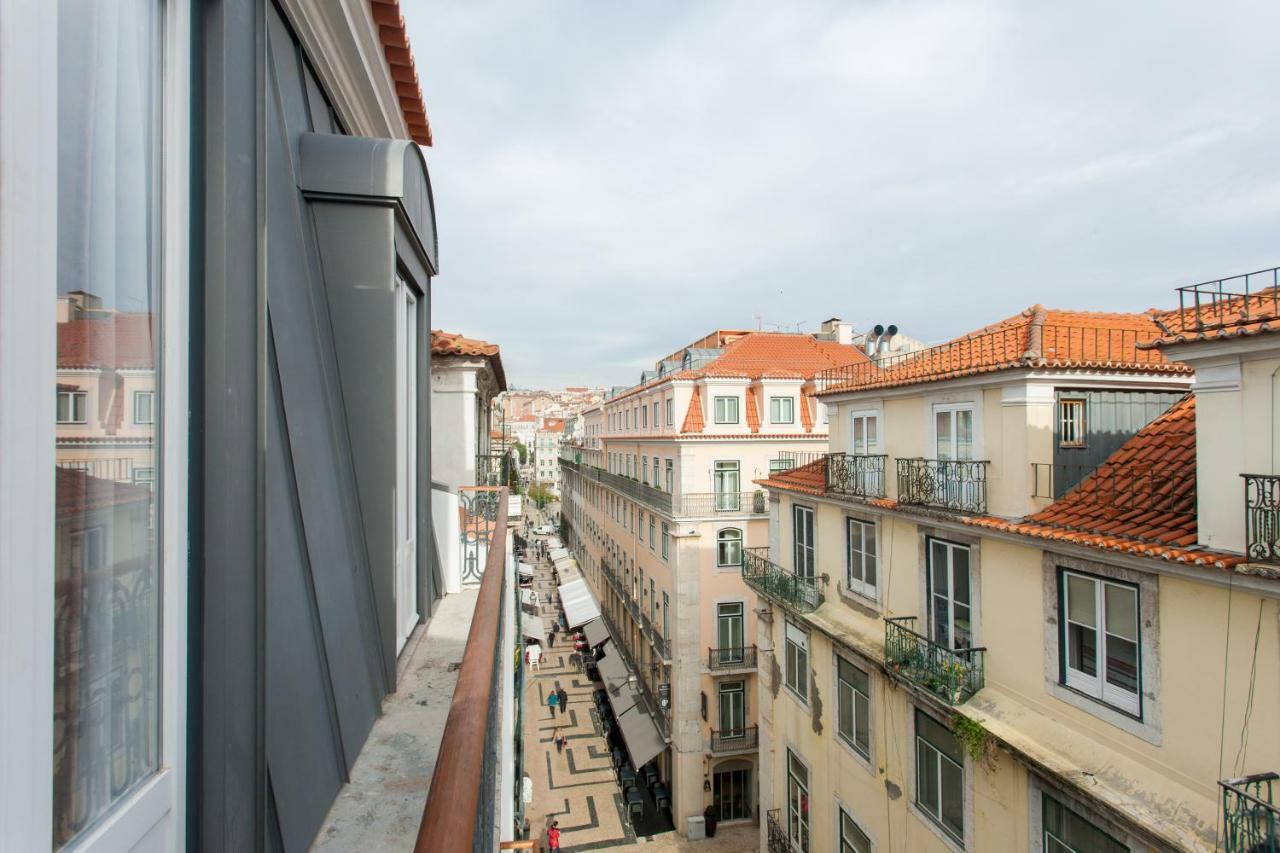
56,389 -> 87,424
649,579 -> 656,621
717,602 -> 744,659
626,456 -> 633,478
915,709 -> 964,843
784,621 -> 809,702
717,528 -> 743,567
770,396 -> 794,424
839,807 -> 873,853
927,538 -> 973,650
787,750 -> 811,853
132,467 -> 156,487
626,410 -> 631,430
713,395 -> 739,424
665,397 -> 673,425
662,592 -> 670,637
661,522 -> 670,560
642,405 -> 648,428
850,411 -> 878,454
1060,570 -> 1141,716
638,510 -> 645,543
665,458 -> 674,492
1043,793 -> 1128,853
714,460 -> 741,511
648,516 -> 656,550
642,456 -> 648,483
718,680 -> 746,735
793,504 -> 815,579
845,518 -> 877,599
836,656 -> 871,759
133,390 -> 155,424
769,458 -> 794,474
653,402 -> 660,429
934,404 -> 975,460
1060,399 -> 1086,448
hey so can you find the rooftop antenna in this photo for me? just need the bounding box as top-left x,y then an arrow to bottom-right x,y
753,314 -> 762,330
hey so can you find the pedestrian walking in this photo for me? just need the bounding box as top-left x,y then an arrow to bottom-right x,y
547,630 -> 555,648
553,728 -> 564,754
557,686 -> 568,712
547,821 -> 561,853
547,690 -> 559,719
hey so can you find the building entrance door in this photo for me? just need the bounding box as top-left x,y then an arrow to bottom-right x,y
713,765 -> 752,821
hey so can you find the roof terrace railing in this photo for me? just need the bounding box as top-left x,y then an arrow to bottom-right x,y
674,490 -> 768,517
1175,265 -> 1280,333
775,450 -> 825,469
826,452 -> 888,499
416,488 -> 509,853
816,323 -> 1173,394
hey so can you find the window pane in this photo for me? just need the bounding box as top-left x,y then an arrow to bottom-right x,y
940,755 -> 965,838
1067,574 -> 1096,627
1104,583 -> 1138,641
1068,622 -> 1098,677
855,690 -> 870,752
837,681 -> 853,739
863,524 -> 877,587
956,409 -> 974,459
54,0 -> 162,843
840,811 -> 872,853
936,410 -> 952,459
1105,635 -> 1139,696
917,742 -> 939,815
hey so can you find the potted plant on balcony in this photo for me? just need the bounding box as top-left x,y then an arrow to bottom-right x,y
703,804 -> 719,838
942,658 -> 972,704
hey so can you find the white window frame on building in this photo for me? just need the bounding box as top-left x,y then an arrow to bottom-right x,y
665,458 -> 674,492
933,402 -> 976,461
134,390 -> 156,424
914,707 -> 965,845
717,601 -> 745,660
770,396 -> 794,424
845,517 -> 877,600
787,749 -> 811,853
838,804 -> 873,853
850,410 -> 879,454
793,504 -> 815,579
784,620 -> 810,704
57,389 -> 88,424
661,522 -> 670,560
665,397 -> 673,425
1060,569 -> 1142,717
927,537 -> 973,650
713,395 -> 739,424
714,459 -> 741,511
717,527 -> 743,567
835,653 -> 871,760
1059,398 -> 1086,448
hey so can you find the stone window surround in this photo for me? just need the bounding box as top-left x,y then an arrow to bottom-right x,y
906,703 -> 975,853
916,526 -> 983,650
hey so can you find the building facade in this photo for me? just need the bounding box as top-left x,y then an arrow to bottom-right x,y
558,330 -> 870,835
751,295 -> 1280,852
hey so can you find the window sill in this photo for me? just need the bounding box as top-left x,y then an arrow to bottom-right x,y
783,686 -> 810,710
837,584 -> 880,615
834,732 -> 875,776
907,801 -> 966,853
1047,681 -> 1161,745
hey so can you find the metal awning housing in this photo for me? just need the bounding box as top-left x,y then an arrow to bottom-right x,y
558,578 -> 601,628
582,618 -> 609,648
595,644 -> 667,769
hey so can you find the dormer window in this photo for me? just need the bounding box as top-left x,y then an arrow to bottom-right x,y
769,396 -> 794,424
714,396 -> 739,424
1060,398 -> 1086,448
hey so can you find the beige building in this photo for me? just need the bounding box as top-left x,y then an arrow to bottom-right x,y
559,325 -> 869,836
750,295 -> 1280,853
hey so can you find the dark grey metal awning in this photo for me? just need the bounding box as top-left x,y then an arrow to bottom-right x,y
616,703 -> 666,769
595,644 -> 667,768
582,618 -> 609,648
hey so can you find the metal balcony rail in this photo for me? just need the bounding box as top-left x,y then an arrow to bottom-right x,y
1220,773 -> 1280,853
816,323 -> 1175,393
826,452 -> 888,499
708,645 -> 758,670
674,490 -> 768,517
476,452 -> 511,487
710,726 -> 759,753
884,616 -> 986,705
588,465 -> 674,515
416,488 -> 509,853
897,458 -> 989,514
1175,265 -> 1280,333
1031,462 -> 1194,514
742,546 -> 821,612
1244,474 -> 1280,565
776,450 -> 825,470
766,809 -> 789,853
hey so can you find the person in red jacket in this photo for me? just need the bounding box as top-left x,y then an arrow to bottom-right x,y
547,821 -> 561,852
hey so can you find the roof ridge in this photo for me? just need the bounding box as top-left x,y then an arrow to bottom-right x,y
1023,304 -> 1048,362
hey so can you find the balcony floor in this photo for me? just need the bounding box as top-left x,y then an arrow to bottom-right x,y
312,587 -> 479,853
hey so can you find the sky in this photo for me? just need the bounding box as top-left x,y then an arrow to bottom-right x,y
405,0 -> 1280,390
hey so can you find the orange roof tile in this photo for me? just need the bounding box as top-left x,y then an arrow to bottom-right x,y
755,457 -> 827,496
1148,286 -> 1280,347
744,386 -> 761,433
819,306 -> 1188,395
58,314 -> 155,370
370,0 -> 432,145
799,389 -> 814,433
681,386 -> 705,433
431,329 -> 506,390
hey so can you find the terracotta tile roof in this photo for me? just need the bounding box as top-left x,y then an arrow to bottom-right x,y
1148,286 -> 1280,347
57,468 -> 153,520
431,329 -> 506,391
370,0 -> 432,145
965,394 -> 1246,569
744,386 -> 761,433
799,389 -> 815,433
755,457 -> 827,496
818,306 -> 1188,395
58,315 -> 155,370
681,386 -> 705,433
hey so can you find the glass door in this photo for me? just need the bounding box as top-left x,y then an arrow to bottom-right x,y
928,539 -> 972,650
713,768 -> 752,821
718,680 -> 745,736
395,284 -> 419,652
714,460 -> 740,511
717,602 -> 744,664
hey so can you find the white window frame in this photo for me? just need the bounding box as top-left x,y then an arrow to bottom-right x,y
837,803 -> 874,853
716,527 -> 743,568
849,409 -> 879,454
845,517 -> 878,600
57,389 -> 88,424
793,504 -> 815,579
134,389 -> 156,425
1060,570 -> 1142,717
835,653 -> 872,761
926,537 -> 974,651
770,396 -> 794,424
932,402 -> 976,461
786,749 -> 811,853
784,620 -> 810,704
0,2 -> 191,848
713,395 -> 739,424
1059,398 -> 1086,448
661,522 -> 670,560
665,458 -> 673,492
913,707 -> 966,846
665,396 -> 673,425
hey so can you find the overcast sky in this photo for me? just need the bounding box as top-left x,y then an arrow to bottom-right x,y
406,1 -> 1280,390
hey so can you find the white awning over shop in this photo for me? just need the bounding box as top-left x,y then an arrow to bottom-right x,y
522,615 -> 546,641
558,577 -> 601,628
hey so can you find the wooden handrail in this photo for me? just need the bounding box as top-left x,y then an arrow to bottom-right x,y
415,488 -> 509,852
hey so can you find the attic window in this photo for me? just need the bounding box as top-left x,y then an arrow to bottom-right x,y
1060,399 -> 1086,448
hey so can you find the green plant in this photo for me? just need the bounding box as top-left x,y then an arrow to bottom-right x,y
952,714 -> 996,772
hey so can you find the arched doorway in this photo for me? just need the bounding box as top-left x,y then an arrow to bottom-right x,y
712,757 -> 754,822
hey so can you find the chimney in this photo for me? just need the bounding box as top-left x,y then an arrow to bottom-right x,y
819,317 -> 855,346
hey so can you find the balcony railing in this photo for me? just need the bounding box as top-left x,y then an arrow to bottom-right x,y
710,726 -> 758,754
775,450 -> 825,470
1220,773 -> 1280,853
897,458 -> 989,514
826,452 -> 888,499
708,645 -> 758,670
674,490 -> 768,517
884,616 -> 986,705
766,809 -> 789,853
1175,265 -> 1280,334
476,452 -> 512,488
1245,474 -> 1280,564
416,488 -> 509,852
585,464 -> 674,515
742,546 -> 821,612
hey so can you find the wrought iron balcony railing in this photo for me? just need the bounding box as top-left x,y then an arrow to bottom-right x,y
766,809 -> 789,853
742,546 -> 821,612
1220,773 -> 1279,853
1175,265 -> 1280,333
475,452 -> 510,487
896,458 -> 989,514
674,490 -> 768,517
1245,474 -> 1280,564
884,616 -> 986,705
708,645 -> 758,670
710,726 -> 758,754
826,452 -> 888,499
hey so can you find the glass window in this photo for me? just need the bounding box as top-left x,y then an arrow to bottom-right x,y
1043,793 -> 1128,853
846,518 -> 877,599
1059,399 -> 1086,448
665,458 -> 673,492
851,411 -> 878,454
661,522 -> 670,560
653,401 -> 659,429
793,504 -> 815,579
642,456 -> 648,483
666,397 -> 673,425
714,395 -> 739,424
718,680 -> 746,735
935,405 -> 975,460
663,591 -> 670,637
927,539 -> 972,650
642,405 -> 648,428
915,709 -> 964,843
787,750 -> 811,853
717,528 -> 743,567
648,516 -> 655,550
839,807 -> 873,853
770,458 -> 794,474
1061,570 -> 1141,716
714,460 -> 741,511
54,0 -> 163,843
785,621 -> 809,702
717,602 -> 744,660
770,396 -> 794,424
836,656 -> 871,759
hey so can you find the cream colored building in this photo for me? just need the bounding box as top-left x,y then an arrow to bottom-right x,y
559,326 -> 869,836
751,297 -> 1280,853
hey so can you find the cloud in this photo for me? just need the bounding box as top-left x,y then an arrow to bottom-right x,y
405,0 -> 1280,388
